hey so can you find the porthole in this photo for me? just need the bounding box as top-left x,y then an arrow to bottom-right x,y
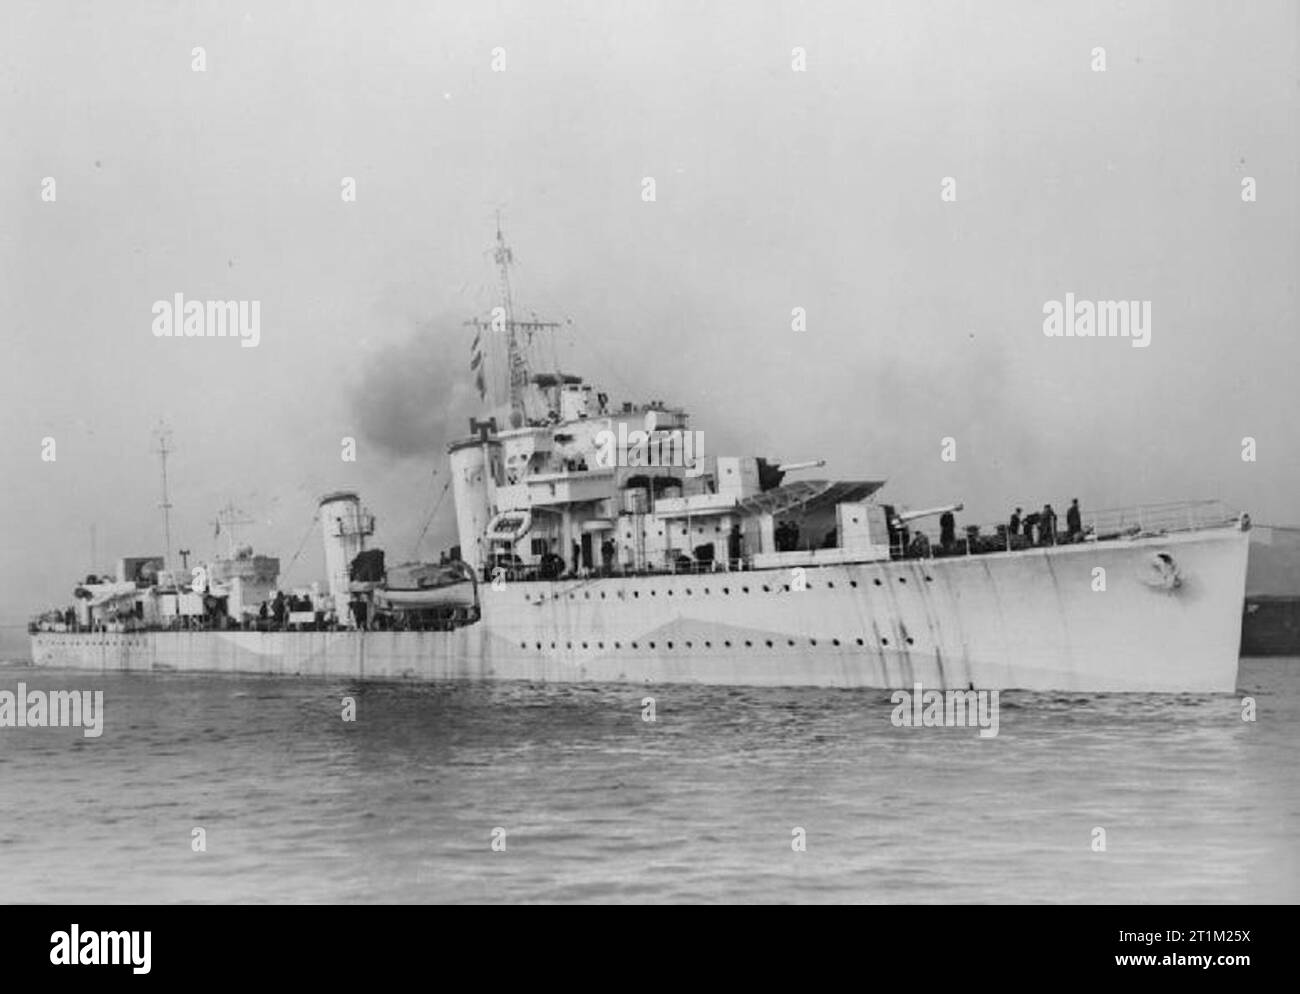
881,637 -> 890,646
744,640 -> 753,647
762,585 -> 770,592
581,642 -> 588,649
724,640 -> 732,647
899,577 -> 907,584
742,586 -> 750,594
855,638 -> 864,646
649,641 -> 656,649
765,640 -> 773,648
906,637 -> 915,645
832,639 -> 841,646
850,580 -> 858,588
810,639 -> 817,646
873,578 -> 882,586
666,641 -> 673,649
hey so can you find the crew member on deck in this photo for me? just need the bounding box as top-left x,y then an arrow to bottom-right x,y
1066,498 -> 1082,542
939,511 -> 956,551
1022,511 -> 1039,545
910,530 -> 931,558
1009,507 -> 1022,537
1041,504 -> 1057,545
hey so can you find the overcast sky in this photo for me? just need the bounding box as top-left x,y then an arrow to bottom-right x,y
1,0 -> 1296,625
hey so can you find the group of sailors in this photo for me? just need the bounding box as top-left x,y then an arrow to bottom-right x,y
257,590 -> 319,626
905,498 -> 1086,558
1008,498 -> 1085,546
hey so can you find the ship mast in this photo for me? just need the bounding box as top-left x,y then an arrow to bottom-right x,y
495,218 -> 527,424
152,421 -> 174,570
466,216 -> 560,427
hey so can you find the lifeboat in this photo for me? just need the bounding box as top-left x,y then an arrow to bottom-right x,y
374,561 -> 477,611
485,510 -> 532,544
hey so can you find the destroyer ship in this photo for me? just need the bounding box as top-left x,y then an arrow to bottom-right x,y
30,228 -> 1252,693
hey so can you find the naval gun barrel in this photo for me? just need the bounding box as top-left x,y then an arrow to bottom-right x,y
893,502 -> 964,527
776,460 -> 826,473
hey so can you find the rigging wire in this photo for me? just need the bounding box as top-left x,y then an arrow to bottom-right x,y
529,285 -> 642,400
498,241 -> 641,402
411,475 -> 453,560
283,514 -> 321,582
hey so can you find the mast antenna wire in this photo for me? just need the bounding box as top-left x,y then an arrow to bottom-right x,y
412,475 -> 454,559
283,514 -> 321,583
527,281 -> 642,400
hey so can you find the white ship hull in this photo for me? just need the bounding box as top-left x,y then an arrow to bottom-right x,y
30,526 -> 1249,693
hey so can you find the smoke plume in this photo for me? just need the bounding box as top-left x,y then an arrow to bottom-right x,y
351,317 -> 481,459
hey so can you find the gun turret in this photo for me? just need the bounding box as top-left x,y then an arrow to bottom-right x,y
892,502 -> 964,527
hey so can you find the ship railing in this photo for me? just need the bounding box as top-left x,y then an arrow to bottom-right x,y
1082,499 -> 1241,539
520,555 -> 754,586
887,499 -> 1241,561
